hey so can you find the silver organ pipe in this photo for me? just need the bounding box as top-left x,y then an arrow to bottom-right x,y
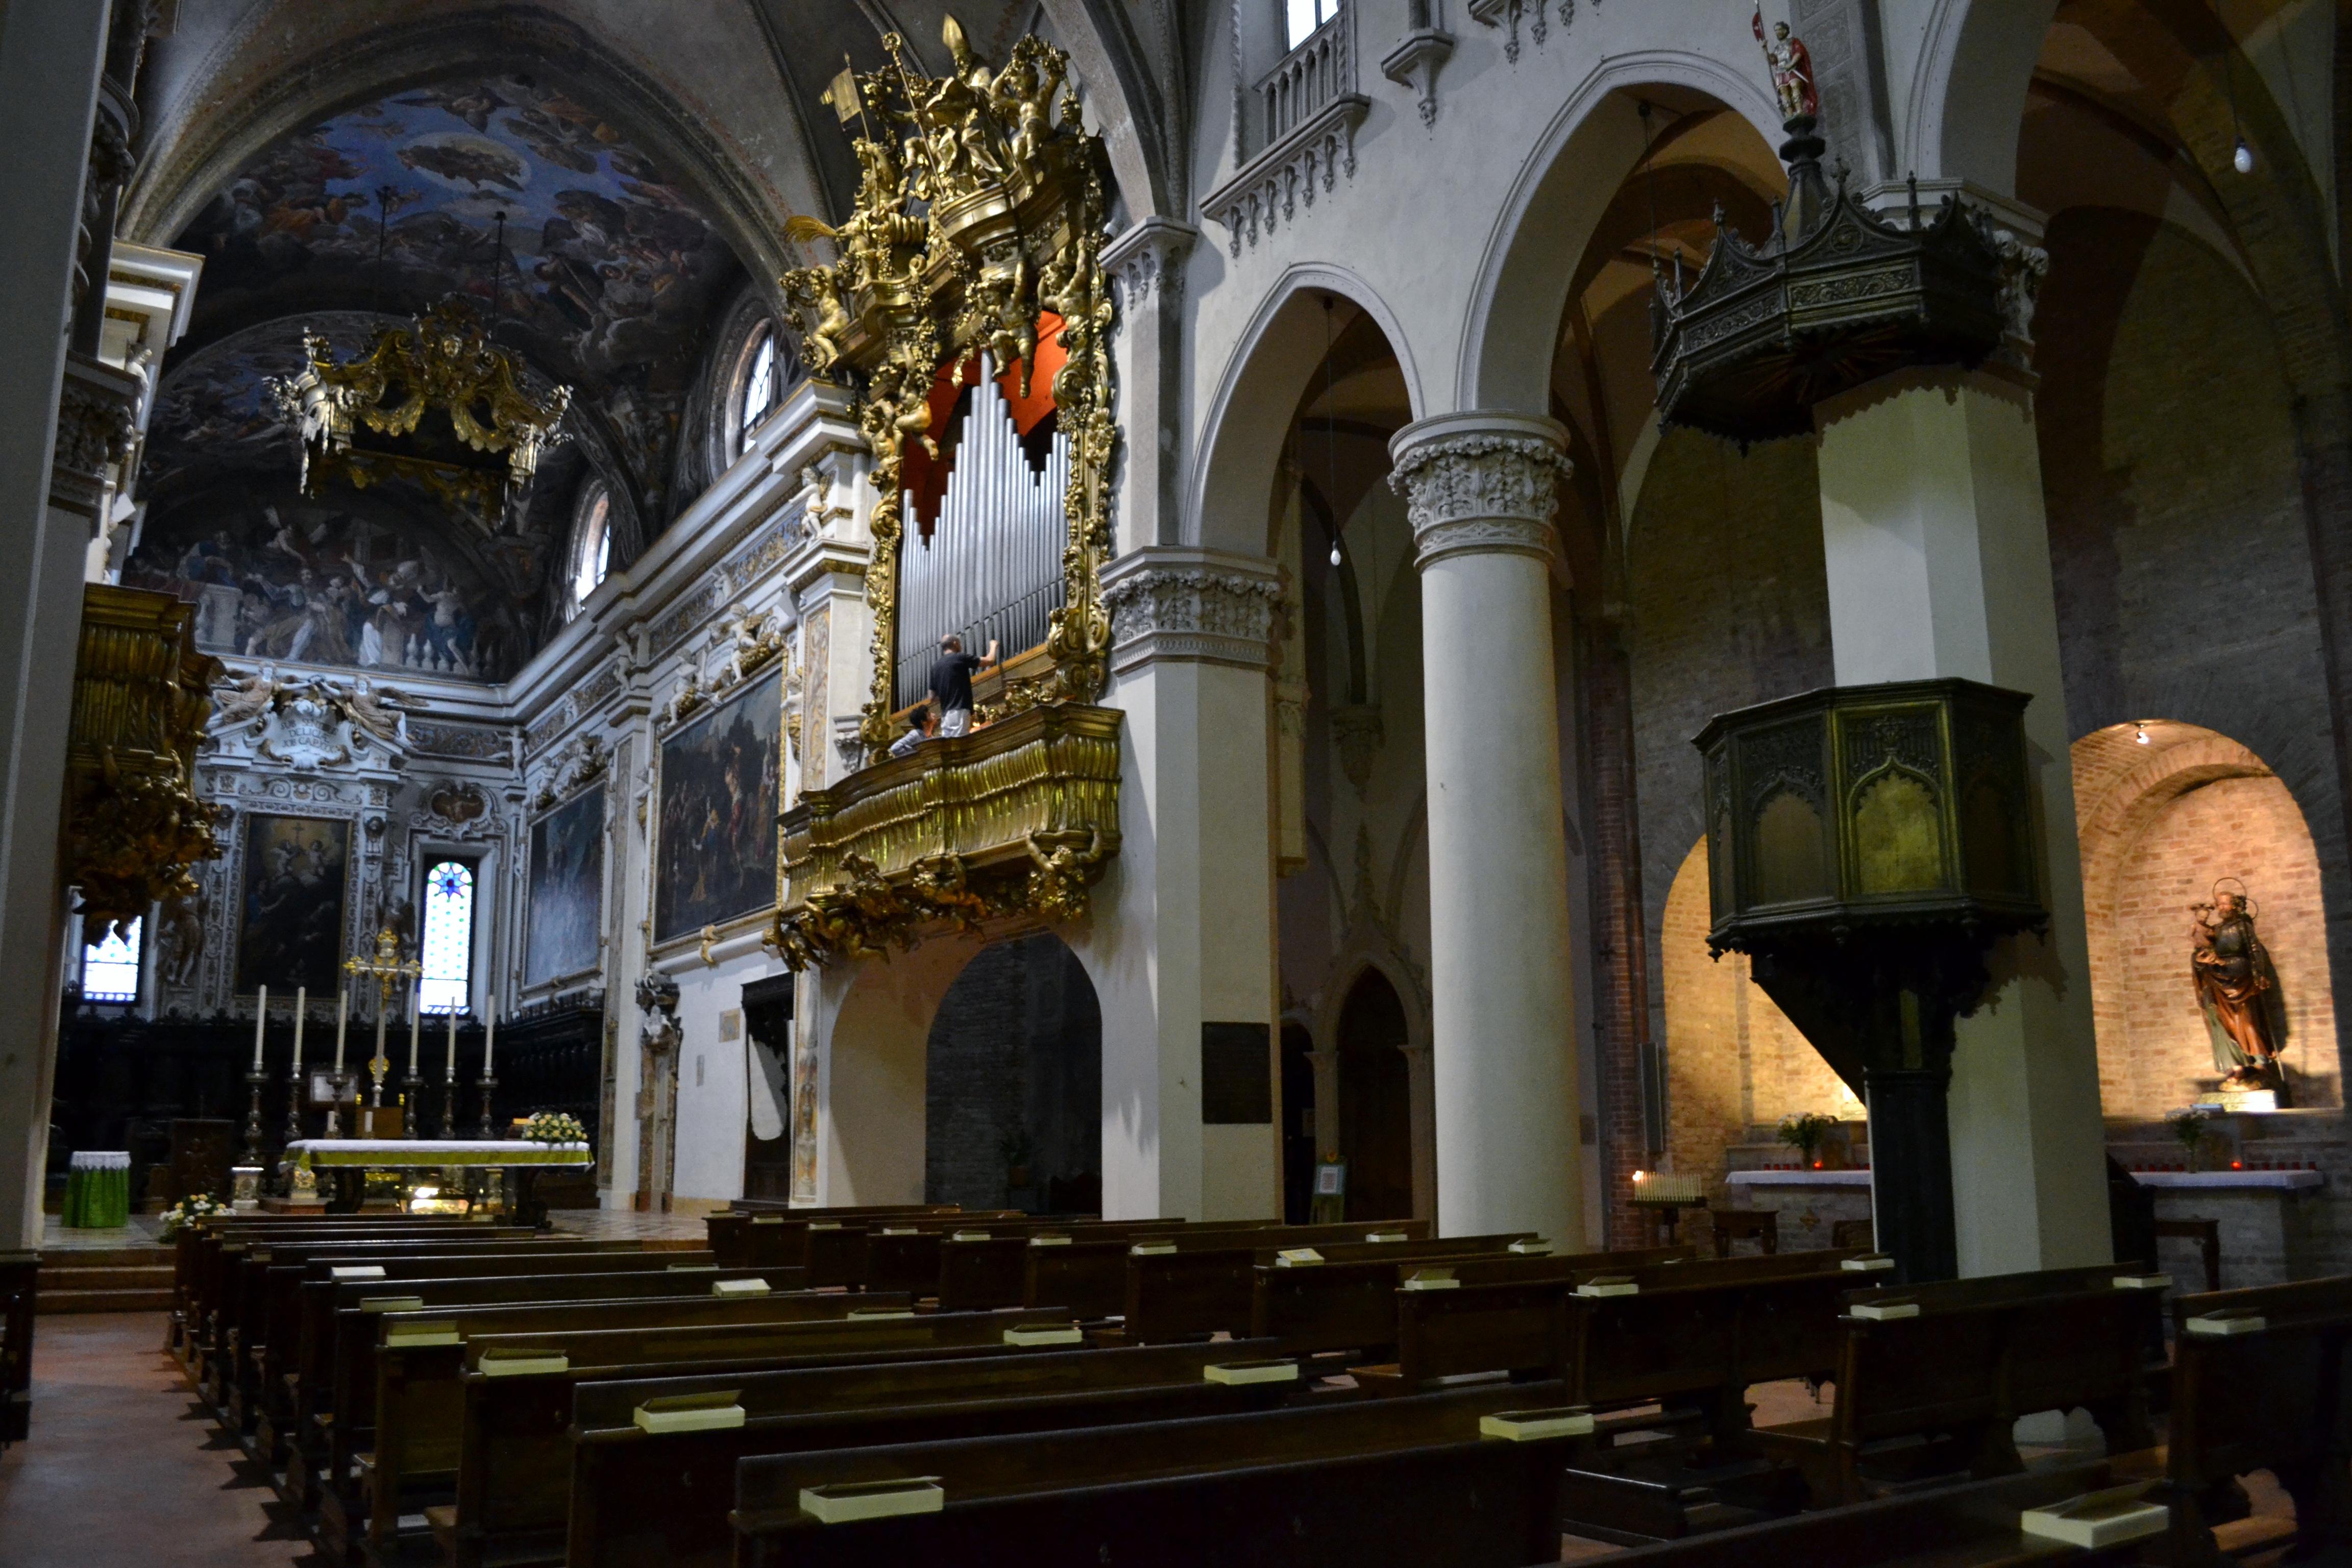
895,354 -> 1073,710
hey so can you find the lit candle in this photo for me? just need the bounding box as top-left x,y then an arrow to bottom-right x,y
291,986 -> 306,1071
483,996 -> 496,1075
252,985 -> 268,1069
446,1006 -> 458,1077
408,980 -> 422,1073
334,985 -> 348,1071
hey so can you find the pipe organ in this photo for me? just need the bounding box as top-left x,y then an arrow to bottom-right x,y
894,354 -> 1072,711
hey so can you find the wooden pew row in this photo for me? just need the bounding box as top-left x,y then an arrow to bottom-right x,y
707,1206 -> 989,1270
2156,1275 -> 2352,1565
1750,1264 -> 2164,1509
340,1283 -> 872,1561
863,1217 -> 1191,1302
433,1307 -> 1078,1568
1250,1242 -> 1695,1358
238,1239 -> 673,1440
173,1212 -> 475,1351
462,1337 -> 1291,1568
271,1248 -> 732,1508
729,1380 -> 1587,1568
1602,1460 -> 2162,1567
1033,1219 -> 1440,1324
1115,1221 -> 1469,1343
261,1245 -> 711,1460
181,1221 -> 526,1386
181,1216 -> 509,1336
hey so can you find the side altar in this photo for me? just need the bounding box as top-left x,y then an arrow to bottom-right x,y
285,1139 -> 591,1227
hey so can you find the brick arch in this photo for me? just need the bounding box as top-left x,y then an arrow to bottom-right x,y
2071,721 -> 2340,1115
1656,838 -> 1857,1208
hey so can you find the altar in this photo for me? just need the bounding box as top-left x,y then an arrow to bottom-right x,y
284,1139 -> 592,1226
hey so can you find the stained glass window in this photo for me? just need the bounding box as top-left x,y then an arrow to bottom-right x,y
420,861 -> 475,1014
82,916 -> 141,1004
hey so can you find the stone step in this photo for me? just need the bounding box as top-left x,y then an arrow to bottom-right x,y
38,1264 -> 174,1291
37,1245 -> 173,1270
38,1285 -> 175,1314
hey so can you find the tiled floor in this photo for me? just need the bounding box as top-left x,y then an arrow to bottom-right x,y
0,1312 -> 319,1566
546,1206 -> 707,1242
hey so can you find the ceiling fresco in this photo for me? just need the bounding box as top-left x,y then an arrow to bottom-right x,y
165,73 -> 746,524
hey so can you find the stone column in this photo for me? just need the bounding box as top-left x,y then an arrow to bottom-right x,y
1103,218 -> 1197,553
1813,366 -> 2112,1276
1388,413 -> 1583,1242
1092,547 -> 1283,1220
0,4 -> 113,1251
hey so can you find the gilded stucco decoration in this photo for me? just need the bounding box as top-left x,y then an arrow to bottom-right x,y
777,17 -> 1118,752
67,585 -> 223,930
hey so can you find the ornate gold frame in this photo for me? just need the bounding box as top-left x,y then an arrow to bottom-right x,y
779,19 -> 1116,753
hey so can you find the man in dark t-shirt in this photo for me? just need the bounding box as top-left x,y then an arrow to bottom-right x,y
927,633 -> 999,736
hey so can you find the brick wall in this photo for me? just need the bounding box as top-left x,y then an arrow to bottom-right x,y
924,934 -> 1101,1208
1658,838 -> 1856,1201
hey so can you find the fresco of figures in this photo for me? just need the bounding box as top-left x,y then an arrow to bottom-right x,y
654,667 -> 781,945
124,492 -> 529,679
170,75 -> 738,510
233,814 -> 351,995
526,783 -> 606,986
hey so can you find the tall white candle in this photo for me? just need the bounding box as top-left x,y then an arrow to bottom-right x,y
446,1006 -> 458,1077
333,985 -> 348,1071
291,986 -> 307,1070
408,981 -> 422,1073
252,985 -> 268,1069
483,996 -> 496,1075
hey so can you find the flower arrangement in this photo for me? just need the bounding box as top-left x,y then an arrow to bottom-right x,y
2166,1107 -> 2214,1169
159,1192 -> 227,1237
1777,1111 -> 1842,1168
521,1111 -> 588,1146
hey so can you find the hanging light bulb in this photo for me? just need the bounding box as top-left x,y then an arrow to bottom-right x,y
1329,542 -> 1342,567
2233,138 -> 2256,175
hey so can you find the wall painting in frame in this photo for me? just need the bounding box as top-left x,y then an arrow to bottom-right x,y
525,781 -> 605,987
233,813 -> 351,994
654,664 -> 782,945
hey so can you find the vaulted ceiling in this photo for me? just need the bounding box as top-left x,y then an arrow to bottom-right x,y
113,0 -> 1184,683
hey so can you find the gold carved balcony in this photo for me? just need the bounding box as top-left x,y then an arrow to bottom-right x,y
771,703 -> 1121,969
68,584 -> 220,929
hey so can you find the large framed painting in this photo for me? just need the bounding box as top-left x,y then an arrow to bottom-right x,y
654,665 -> 782,945
525,783 -> 605,986
233,814 -> 351,994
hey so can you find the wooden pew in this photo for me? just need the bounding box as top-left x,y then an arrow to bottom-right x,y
480,1338 -> 1289,1568
237,1236 -> 628,1438
929,1219 -> 1201,1310
172,1212 -> 465,1354
729,1379 -> 1588,1568
1750,1265 -> 2167,1508
197,1225 -> 538,1406
347,1282 -> 869,1559
1021,1220 -> 1332,1318
1116,1221 -> 1436,1343
706,1206 -> 984,1271
2157,1275 -> 2352,1565
1251,1242 -> 1692,1358
1597,1459 -> 2162,1566
265,1247 -> 713,1493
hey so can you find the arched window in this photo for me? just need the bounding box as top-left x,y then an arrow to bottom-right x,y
1285,0 -> 1337,50
569,484 -> 611,615
730,320 -> 796,460
81,916 -> 141,1004
419,860 -> 476,1014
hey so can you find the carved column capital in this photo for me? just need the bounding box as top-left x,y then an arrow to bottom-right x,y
1386,412 -> 1573,570
1100,547 -> 1283,674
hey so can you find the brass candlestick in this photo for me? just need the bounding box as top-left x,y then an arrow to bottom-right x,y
440,1068 -> 459,1140
476,1074 -> 499,1141
242,1068 -> 267,1167
283,1060 -> 305,1150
